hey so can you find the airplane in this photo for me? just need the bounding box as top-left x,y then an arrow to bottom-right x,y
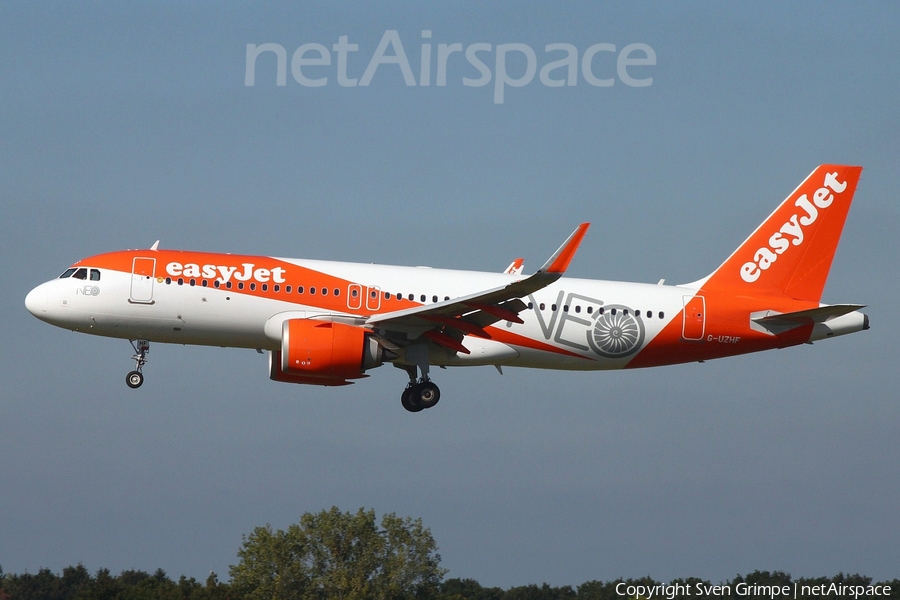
25,164 -> 868,412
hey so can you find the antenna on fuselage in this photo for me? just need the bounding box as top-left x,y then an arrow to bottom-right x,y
150,240 -> 160,251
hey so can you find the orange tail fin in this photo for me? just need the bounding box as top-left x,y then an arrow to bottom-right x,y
700,164 -> 862,302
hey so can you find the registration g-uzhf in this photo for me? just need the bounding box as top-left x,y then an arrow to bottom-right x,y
245,30 -> 656,103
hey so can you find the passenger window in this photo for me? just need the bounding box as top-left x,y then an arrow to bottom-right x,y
334,289 -> 340,296
90,269 -> 101,281
611,308 -> 617,315
214,280 -> 220,288
298,286 -> 304,294
563,305 -> 569,312
420,295 -> 426,302
552,304 -> 557,311
190,279 -> 196,286
587,306 -> 593,314
539,303 -> 545,310
237,282 -> 243,290
285,285 -> 292,293
432,295 -> 438,303
202,280 -> 209,288
351,289 -> 359,298
249,283 -> 256,291
646,311 -> 652,318
178,278 -> 184,286
575,306 -> 581,313
72,268 -> 87,280
310,287 -> 316,295
408,294 -> 414,301
635,310 -> 640,317
321,288 -> 327,296
659,312 -> 664,319
58,268 -> 77,279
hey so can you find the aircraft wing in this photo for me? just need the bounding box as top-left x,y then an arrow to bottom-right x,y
366,223 -> 589,353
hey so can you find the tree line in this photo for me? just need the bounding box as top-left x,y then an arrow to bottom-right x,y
2,507 -> 898,600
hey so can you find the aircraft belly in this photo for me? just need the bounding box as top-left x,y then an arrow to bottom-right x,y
436,338 -> 520,366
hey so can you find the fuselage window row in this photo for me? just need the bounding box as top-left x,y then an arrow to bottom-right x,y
527,301 -> 663,320
151,275 -> 670,316
161,277 -> 351,300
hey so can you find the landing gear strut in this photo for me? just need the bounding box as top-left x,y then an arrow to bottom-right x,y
126,339 -> 150,389
399,364 -> 440,413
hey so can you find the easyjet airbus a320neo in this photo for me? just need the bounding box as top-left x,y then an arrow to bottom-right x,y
26,165 -> 868,412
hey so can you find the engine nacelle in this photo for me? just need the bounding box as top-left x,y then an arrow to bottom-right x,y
269,351 -> 355,386
276,319 -> 384,382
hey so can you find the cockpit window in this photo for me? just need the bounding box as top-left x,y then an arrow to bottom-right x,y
90,269 -> 101,281
58,268 -> 77,279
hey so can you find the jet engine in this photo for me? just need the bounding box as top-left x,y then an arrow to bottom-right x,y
269,319 -> 387,385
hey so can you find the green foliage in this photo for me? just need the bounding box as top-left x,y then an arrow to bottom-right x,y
2,521 -> 899,600
1,567 -> 899,600
439,578 -> 507,600
0,566 -> 234,600
575,577 -> 657,600
228,507 -> 446,600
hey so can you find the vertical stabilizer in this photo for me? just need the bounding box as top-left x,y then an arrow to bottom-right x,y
701,165 -> 862,302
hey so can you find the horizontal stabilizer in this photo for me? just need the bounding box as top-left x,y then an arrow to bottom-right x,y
751,304 -> 866,335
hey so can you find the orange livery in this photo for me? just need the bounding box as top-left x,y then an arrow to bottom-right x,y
25,165 -> 868,412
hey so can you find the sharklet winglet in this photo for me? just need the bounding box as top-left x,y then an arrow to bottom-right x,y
537,223 -> 590,275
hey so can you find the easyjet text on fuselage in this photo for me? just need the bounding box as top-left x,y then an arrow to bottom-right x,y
166,261 -> 287,284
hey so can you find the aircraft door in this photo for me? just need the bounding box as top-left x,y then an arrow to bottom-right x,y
130,257 -> 156,303
682,295 -> 705,341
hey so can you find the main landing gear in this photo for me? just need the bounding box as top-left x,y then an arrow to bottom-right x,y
401,380 -> 441,412
399,364 -> 440,413
126,339 -> 150,389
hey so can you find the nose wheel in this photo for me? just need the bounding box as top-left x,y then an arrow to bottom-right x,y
126,339 -> 150,389
126,370 -> 144,389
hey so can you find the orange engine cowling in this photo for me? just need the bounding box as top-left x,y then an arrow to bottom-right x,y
269,350 -> 355,386
271,319 -> 385,384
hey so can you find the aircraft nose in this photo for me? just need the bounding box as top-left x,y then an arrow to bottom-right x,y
25,284 -> 48,318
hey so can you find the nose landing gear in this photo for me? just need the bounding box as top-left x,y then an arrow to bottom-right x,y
126,339 -> 150,389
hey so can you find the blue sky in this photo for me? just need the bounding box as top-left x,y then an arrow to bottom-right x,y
2,2 -> 899,587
